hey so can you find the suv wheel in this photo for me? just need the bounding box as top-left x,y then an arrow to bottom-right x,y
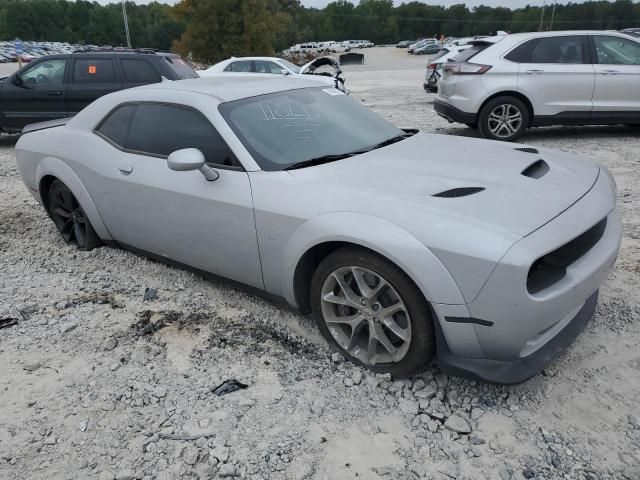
478,96 -> 529,142
310,247 -> 435,377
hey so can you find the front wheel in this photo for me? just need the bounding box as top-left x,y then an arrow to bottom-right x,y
478,96 -> 529,142
310,247 -> 435,377
48,179 -> 102,251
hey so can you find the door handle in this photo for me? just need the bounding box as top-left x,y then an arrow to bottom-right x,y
600,69 -> 620,75
118,164 -> 133,175
46,90 -> 62,96
525,69 -> 544,75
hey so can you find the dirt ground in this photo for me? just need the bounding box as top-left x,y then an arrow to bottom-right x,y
0,47 -> 639,480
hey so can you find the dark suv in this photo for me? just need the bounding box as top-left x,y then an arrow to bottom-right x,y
0,50 -> 198,132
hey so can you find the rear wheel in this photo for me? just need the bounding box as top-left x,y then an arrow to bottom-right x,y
478,96 -> 529,142
311,247 -> 435,377
48,179 -> 101,251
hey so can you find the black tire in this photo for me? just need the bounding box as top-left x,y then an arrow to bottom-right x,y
478,96 -> 529,142
310,247 -> 435,377
48,179 -> 101,251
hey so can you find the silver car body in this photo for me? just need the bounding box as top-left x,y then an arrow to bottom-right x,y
15,76 -> 621,383
436,30 -> 640,124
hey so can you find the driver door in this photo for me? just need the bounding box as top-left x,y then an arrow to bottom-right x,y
0,58 -> 68,131
87,101 -> 264,289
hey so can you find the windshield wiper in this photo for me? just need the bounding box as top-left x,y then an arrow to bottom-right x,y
365,132 -> 415,151
283,132 -> 416,171
284,152 -> 362,170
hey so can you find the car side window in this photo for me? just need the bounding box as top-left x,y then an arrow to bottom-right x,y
529,36 -> 585,64
73,58 -> 116,83
504,39 -> 537,63
121,59 -> 161,83
593,36 -> 640,65
254,60 -> 282,74
125,103 -> 239,168
20,59 -> 66,85
227,60 -> 252,72
95,104 -> 137,147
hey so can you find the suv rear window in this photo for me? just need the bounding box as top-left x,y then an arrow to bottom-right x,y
163,56 -> 198,79
450,44 -> 490,63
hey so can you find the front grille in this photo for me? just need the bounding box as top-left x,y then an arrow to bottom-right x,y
527,218 -> 608,294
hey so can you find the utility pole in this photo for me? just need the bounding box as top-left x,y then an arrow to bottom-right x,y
549,3 -> 557,31
121,0 -> 132,48
538,0 -> 546,32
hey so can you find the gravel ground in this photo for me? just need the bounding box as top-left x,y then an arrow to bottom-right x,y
1,47 -> 639,480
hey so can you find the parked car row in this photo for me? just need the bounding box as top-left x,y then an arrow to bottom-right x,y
0,40 -> 77,63
287,39 -> 373,55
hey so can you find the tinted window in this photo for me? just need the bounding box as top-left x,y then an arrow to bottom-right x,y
21,59 -> 66,85
594,36 -> 640,65
96,104 -> 136,147
227,60 -> 252,72
121,59 -> 161,83
163,56 -> 199,79
451,44 -> 490,63
254,60 -> 282,74
504,39 -> 537,63
126,104 -> 237,167
529,36 -> 584,64
73,58 -> 116,83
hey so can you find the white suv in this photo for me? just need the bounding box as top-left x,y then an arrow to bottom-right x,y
434,30 -> 640,141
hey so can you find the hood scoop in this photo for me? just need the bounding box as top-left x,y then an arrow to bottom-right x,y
522,159 -> 550,179
433,187 -> 485,198
515,147 -> 540,154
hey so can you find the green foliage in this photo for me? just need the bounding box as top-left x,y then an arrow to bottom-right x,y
1,0 -> 640,59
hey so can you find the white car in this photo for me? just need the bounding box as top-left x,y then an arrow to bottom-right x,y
423,45 -> 472,93
317,41 -> 350,53
344,40 -> 374,49
408,39 -> 437,53
290,43 -> 321,54
435,30 -> 640,141
198,56 -> 347,93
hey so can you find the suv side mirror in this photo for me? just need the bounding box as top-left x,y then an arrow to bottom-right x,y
11,74 -> 24,87
280,69 -> 290,76
167,148 -> 219,181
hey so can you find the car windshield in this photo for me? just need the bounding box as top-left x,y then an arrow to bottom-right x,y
278,58 -> 301,73
219,87 -> 404,171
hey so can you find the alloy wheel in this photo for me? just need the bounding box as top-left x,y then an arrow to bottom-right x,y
50,187 -> 88,246
320,266 -> 412,365
487,103 -> 523,139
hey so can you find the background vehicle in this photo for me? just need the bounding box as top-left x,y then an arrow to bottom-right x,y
317,41 -> 350,53
0,49 -> 197,132
435,30 -> 640,141
413,43 -> 442,55
408,38 -> 437,53
290,43 -> 321,54
15,76 -> 621,383
344,40 -> 374,49
198,56 -> 348,92
396,40 -> 414,48
424,45 -> 472,93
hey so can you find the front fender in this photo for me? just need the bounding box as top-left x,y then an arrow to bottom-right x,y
36,157 -> 113,241
282,212 -> 466,307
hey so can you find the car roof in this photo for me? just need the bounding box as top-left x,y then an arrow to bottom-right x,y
505,30 -> 633,39
139,75 -> 328,103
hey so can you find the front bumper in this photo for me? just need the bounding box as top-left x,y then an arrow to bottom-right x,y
432,168 -> 621,384
436,290 -> 598,384
434,99 -> 476,124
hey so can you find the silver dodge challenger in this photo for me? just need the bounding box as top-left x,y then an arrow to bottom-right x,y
15,76 -> 621,384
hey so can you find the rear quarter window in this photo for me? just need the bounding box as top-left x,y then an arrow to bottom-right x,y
95,104 -> 137,147
163,56 -> 199,79
451,44 -> 490,62
121,59 -> 161,83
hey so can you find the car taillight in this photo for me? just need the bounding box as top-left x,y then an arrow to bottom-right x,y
443,62 -> 492,75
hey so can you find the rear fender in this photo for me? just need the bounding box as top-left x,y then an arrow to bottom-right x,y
36,157 -> 113,241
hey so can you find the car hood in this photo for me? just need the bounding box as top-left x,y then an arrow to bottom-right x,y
287,132 -> 600,238
300,56 -> 341,76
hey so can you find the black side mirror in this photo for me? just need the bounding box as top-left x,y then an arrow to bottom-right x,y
11,74 -> 23,87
